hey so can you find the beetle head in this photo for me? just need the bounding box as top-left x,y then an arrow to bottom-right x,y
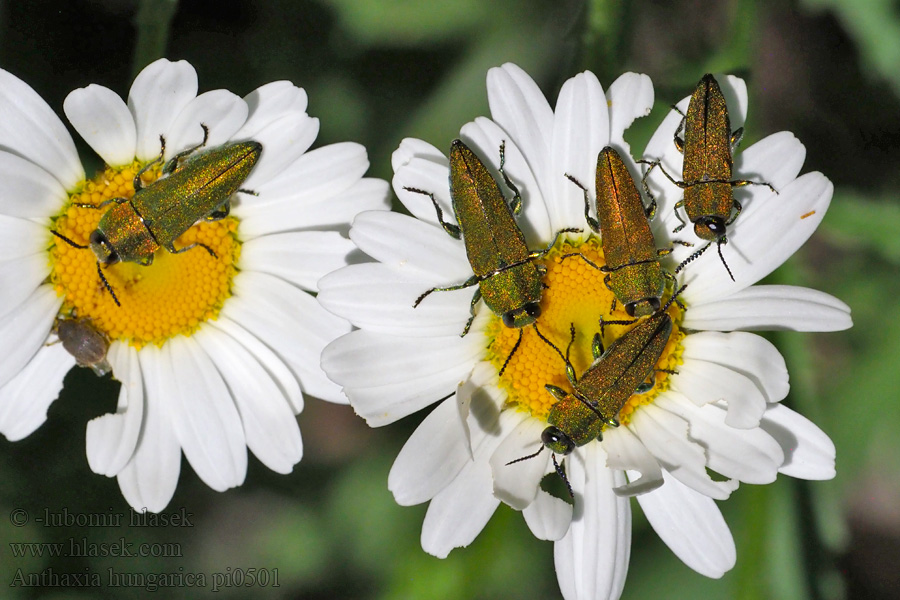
501,301 -> 541,328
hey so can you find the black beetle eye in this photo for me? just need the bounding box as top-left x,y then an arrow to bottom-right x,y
502,312 -> 516,328
525,302 -> 541,318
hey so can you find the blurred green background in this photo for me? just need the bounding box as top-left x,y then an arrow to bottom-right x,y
0,0 -> 894,598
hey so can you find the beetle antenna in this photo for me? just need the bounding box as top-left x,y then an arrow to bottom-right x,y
674,241 -> 711,275
506,446 -> 544,466
498,329 -> 523,377
717,239 -> 735,281
552,454 -> 574,499
532,323 -> 566,366
96,263 -> 120,307
51,230 -> 89,250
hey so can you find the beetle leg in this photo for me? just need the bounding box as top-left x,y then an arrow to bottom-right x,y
726,198 -> 742,226
591,332 -> 604,360
460,287 -> 482,336
206,201 -> 231,221
529,227 -> 581,260
671,104 -> 687,153
166,241 -> 218,259
672,200 -> 688,233
74,196 -> 128,210
237,188 -> 259,196
403,187 -> 461,239
560,252 -> 602,272
413,274 -> 480,308
162,124 -> 211,175
497,141 -> 523,215
564,173 -> 600,233
730,126 -> 744,149
729,178 -> 777,194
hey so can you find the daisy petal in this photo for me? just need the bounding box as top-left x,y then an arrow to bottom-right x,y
682,331 -> 789,406
456,361 -> 507,458
0,69 -> 83,189
680,173 -> 833,300
734,131 -> 806,192
207,316 -> 303,413
629,403 -> 739,499
348,211 -> 470,279
656,394 -> 784,484
318,262 -> 473,337
0,215 -> 47,259
85,342 -> 144,476
389,396 -> 472,506
636,470 -> 736,578
555,444 -> 630,600
669,356 -> 767,429
239,114 -> 320,188
760,403 -> 835,480
606,72 -> 654,159
165,90 -> 249,155
603,425 -> 663,496
549,70 -> 610,233
238,177 -> 389,238
393,153 -> 453,227
241,231 -> 355,292
487,64 -> 554,204
0,285 -> 62,389
238,82 -> 309,136
0,151 -> 70,219
194,326 -> 302,474
391,137 -> 445,172
64,84 -> 137,167
460,116 -> 553,244
684,285 -> 853,332
128,59 -> 199,161
117,345 -> 181,513
523,490 -> 573,542
421,408 -> 520,558
298,177 -> 390,232
421,460 -> 500,559
226,271 -> 351,402
490,417 -> 547,509
320,329 -> 482,425
163,336 -> 247,491
717,75 -> 749,129
0,253 -> 49,320
247,142 -> 369,210
0,343 -> 74,441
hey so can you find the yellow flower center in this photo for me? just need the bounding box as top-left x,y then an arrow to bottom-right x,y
48,161 -> 240,349
486,237 -> 684,428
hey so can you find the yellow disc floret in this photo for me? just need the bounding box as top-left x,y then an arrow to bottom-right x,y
486,236 -> 684,426
48,161 -> 240,349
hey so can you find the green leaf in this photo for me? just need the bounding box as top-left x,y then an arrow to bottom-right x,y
802,0 -> 900,97
821,190 -> 900,264
321,0 -> 489,46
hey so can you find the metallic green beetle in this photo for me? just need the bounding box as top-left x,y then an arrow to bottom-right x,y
52,125 -> 262,305
567,146 -> 678,317
54,316 -> 111,377
644,74 -> 775,280
405,139 -> 576,374
508,286 -> 685,495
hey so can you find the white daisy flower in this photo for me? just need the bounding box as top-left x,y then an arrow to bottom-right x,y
319,63 -> 852,599
0,58 -> 389,511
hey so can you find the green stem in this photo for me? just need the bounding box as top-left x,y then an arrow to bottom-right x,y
132,0 -> 179,79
